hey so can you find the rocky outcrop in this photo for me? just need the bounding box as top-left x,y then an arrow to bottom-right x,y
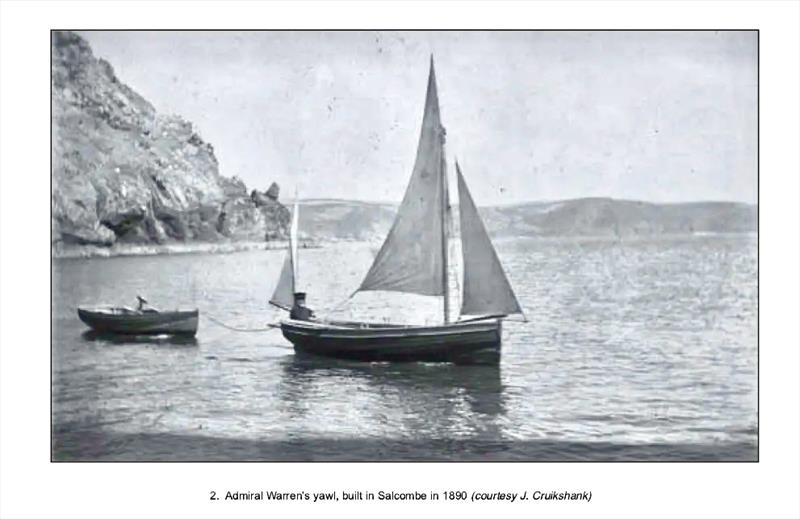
265,182 -> 280,201
250,182 -> 281,207
51,31 -> 289,251
219,196 -> 289,241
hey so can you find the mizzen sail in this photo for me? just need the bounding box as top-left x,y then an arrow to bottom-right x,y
269,197 -> 299,310
357,57 -> 448,297
456,162 -> 523,317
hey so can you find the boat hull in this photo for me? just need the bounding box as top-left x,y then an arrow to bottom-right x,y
77,308 -> 199,336
280,319 -> 502,365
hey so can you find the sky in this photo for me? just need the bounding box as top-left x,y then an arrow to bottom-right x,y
80,31 -> 757,205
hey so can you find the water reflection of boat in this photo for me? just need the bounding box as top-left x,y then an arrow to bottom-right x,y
280,353 -> 506,417
80,329 -> 198,346
269,58 -> 524,365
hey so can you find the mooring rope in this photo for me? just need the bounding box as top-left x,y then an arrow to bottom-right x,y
204,314 -> 281,333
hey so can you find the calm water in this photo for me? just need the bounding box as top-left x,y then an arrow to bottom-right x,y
52,235 -> 757,461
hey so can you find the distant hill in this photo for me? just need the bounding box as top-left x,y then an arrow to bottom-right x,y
296,197 -> 757,241
480,198 -> 757,238
297,199 -> 397,241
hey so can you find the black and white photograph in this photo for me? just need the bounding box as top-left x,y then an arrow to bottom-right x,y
48,29 -> 759,463
5,1 -> 800,515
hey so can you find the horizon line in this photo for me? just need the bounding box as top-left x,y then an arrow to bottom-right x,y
291,196 -> 758,207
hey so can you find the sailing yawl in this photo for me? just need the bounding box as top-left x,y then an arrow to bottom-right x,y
269,58 -> 523,365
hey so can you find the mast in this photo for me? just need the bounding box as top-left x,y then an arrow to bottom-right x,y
269,193 -> 300,311
432,55 -> 450,324
291,190 -> 299,289
440,129 -> 450,324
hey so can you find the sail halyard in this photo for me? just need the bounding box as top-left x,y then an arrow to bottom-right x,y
269,197 -> 300,311
455,162 -> 524,318
356,56 -> 449,300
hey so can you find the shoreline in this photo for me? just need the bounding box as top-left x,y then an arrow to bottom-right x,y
51,231 -> 756,260
52,240 -> 291,260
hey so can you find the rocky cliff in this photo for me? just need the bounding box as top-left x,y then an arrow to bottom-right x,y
51,31 -> 289,252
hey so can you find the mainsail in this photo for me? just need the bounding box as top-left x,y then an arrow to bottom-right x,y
456,162 -> 523,317
269,197 -> 300,310
357,58 -> 448,298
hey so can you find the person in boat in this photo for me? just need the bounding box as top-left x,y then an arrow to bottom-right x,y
136,295 -> 158,313
289,292 -> 314,321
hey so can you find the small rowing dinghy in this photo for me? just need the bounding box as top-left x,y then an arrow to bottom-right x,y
77,296 -> 199,336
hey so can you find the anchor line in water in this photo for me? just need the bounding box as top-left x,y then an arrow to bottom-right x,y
204,314 -> 282,333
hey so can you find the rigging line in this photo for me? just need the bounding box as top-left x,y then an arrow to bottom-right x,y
316,293 -> 357,319
204,314 -> 281,333
321,296 -> 352,314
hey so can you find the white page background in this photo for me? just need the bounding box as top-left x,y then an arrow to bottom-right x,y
1,2 -> 797,518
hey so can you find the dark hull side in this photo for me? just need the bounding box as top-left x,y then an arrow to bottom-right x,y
77,308 -> 199,336
280,319 -> 502,365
